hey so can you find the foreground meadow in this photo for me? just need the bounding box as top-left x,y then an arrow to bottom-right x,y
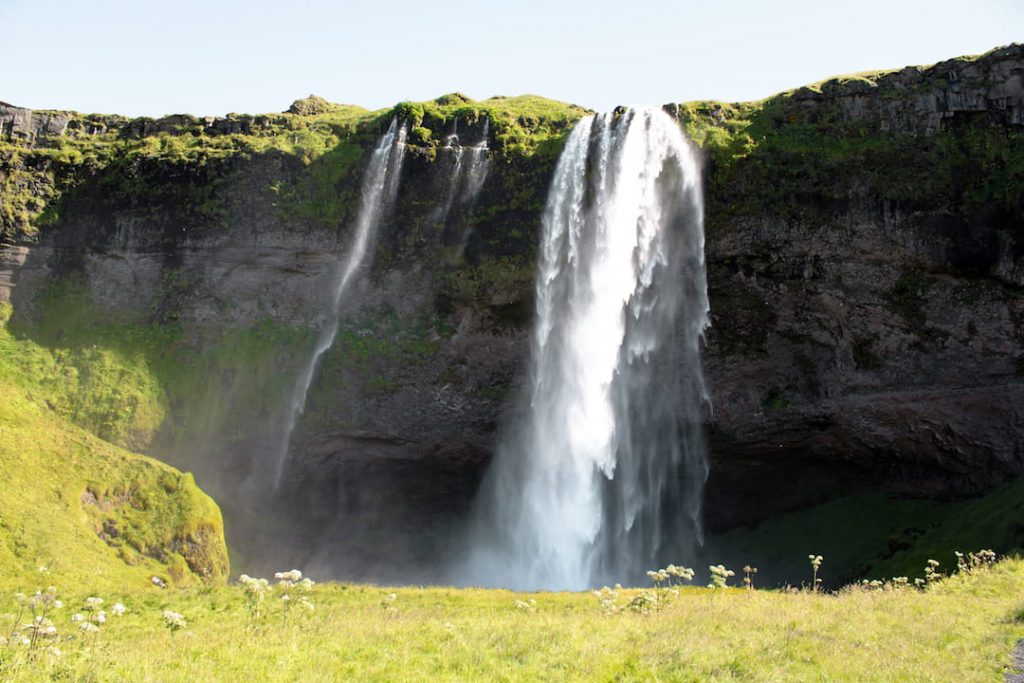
2,557 -> 1022,682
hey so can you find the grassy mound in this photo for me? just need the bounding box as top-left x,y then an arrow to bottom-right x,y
0,557 -> 1021,680
0,303 -> 229,591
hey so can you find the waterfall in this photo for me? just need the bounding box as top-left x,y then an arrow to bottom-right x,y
271,117 -> 408,490
459,118 -> 490,204
462,108 -> 709,590
436,118 -> 490,226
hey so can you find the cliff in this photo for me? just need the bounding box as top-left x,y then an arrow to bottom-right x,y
0,45 -> 1020,581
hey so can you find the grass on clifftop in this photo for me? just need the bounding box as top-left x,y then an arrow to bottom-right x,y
1,557 -> 1022,681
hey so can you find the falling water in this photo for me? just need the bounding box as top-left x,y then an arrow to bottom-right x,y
459,118 -> 490,204
462,108 -> 709,590
271,118 -> 408,490
436,118 -> 490,225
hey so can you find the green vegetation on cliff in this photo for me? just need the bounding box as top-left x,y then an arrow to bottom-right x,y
391,93 -> 588,159
675,57 -> 1024,235
0,93 -> 589,242
5,278 -> 312,454
0,305 -> 228,589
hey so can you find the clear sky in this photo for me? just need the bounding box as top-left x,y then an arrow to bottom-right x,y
2,0 -> 1021,117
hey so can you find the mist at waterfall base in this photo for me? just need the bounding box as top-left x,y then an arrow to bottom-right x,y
458,108 -> 710,591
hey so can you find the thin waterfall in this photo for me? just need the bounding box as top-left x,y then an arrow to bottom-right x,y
459,118 -> 490,204
436,118 -> 490,226
461,108 -> 709,590
271,118 -> 408,490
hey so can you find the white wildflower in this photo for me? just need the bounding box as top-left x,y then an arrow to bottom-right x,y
111,603 -> 126,616
274,569 -> 303,583
162,610 -> 187,632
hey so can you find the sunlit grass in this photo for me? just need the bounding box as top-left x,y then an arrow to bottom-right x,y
1,558 -> 1022,681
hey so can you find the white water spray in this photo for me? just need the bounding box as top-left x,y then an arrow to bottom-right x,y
462,108 -> 709,590
271,118 -> 408,490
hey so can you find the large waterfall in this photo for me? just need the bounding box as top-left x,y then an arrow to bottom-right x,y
271,118 -> 408,490
462,108 -> 709,590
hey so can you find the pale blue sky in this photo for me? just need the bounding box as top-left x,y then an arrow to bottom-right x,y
1,0 -> 1021,117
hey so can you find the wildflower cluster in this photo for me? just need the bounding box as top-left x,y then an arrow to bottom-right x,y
646,564 -> 695,610
708,565 -> 736,590
857,576 -> 913,592
275,569 -> 315,618
513,598 -> 537,614
6,588 -> 63,657
73,596 -> 108,638
162,610 -> 187,634
955,549 -> 997,574
856,552 -> 989,593
924,559 -> 942,585
239,575 -> 271,625
380,593 -> 398,612
593,585 -> 623,614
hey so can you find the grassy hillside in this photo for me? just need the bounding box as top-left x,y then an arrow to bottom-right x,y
1,556 -> 1021,681
0,303 -> 229,591
5,278 -> 312,454
708,478 -> 1024,587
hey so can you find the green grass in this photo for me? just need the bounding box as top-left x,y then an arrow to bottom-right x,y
4,279 -> 314,454
0,290 -> 320,591
0,297 -> 231,590
0,558 -> 1022,681
0,377 -> 227,591
710,479 -> 1024,587
390,93 -> 589,159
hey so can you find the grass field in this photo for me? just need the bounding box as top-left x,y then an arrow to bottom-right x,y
1,557 -> 1022,682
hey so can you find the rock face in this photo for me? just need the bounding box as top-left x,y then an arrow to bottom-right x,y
0,102 -> 70,141
791,44 -> 1024,134
0,46 -> 1021,579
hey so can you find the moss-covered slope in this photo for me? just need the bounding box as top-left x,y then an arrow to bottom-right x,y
0,303 -> 229,590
